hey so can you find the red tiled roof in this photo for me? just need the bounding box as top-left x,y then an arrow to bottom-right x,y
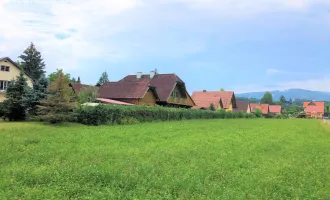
233,101 -> 250,113
260,104 -> 269,114
250,103 -> 269,114
96,98 -> 135,106
305,105 -> 324,114
269,105 -> 282,114
191,91 -> 234,109
119,74 -> 185,102
303,101 -> 324,108
71,83 -> 97,94
99,81 -> 155,99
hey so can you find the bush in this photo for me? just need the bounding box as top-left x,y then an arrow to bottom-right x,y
75,104 -> 257,126
0,102 -> 5,118
32,113 -> 77,124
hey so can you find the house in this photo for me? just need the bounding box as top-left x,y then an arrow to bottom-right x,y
269,105 -> 282,114
233,101 -> 251,113
0,57 -> 33,102
99,81 -> 160,106
250,103 -> 269,115
303,101 -> 324,119
191,90 -> 237,111
119,72 -> 195,108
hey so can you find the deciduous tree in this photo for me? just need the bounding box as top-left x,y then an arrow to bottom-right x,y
260,92 -> 273,104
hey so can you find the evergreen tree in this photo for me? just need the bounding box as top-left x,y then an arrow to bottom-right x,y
3,72 -> 32,121
209,103 -> 216,111
260,92 -> 273,104
71,77 -> 77,83
280,95 -> 286,103
19,42 -> 46,80
96,71 -> 109,86
26,75 -> 49,115
77,76 -> 81,83
37,69 -> 75,123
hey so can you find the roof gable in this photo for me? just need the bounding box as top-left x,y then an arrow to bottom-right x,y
119,73 -> 186,102
233,101 -> 250,112
269,105 -> 282,114
191,91 -> 235,109
0,57 -> 34,81
303,101 -> 324,108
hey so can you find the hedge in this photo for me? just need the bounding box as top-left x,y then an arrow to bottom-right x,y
75,104 -> 258,126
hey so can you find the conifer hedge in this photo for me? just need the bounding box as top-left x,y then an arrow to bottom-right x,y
75,104 -> 258,126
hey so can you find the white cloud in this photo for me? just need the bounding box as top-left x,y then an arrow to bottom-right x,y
266,68 -> 284,74
1,0 -> 330,74
166,0 -> 330,16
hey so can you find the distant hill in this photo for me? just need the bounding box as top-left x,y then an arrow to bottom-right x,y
236,89 -> 330,102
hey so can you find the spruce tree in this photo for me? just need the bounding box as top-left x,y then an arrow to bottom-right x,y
4,72 -> 32,121
37,69 -> 75,123
77,76 -> 81,83
19,42 -> 46,80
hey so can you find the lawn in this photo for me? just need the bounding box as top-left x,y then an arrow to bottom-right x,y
1,119 -> 330,199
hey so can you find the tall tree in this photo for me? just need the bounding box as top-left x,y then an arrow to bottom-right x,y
280,95 -> 286,103
3,72 -> 32,121
26,75 -> 49,115
19,42 -> 46,80
77,76 -> 81,83
260,92 -> 273,104
96,71 -> 109,86
37,69 -> 75,123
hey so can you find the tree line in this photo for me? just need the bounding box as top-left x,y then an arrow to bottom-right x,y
0,43 -> 109,121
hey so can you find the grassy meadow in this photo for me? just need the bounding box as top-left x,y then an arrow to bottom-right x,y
1,119 -> 330,199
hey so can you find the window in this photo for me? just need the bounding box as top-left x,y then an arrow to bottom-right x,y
171,91 -> 179,98
0,80 -> 10,91
1,66 -> 9,72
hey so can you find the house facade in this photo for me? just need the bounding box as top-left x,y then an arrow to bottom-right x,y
0,57 -> 33,102
119,72 -> 195,108
99,81 -> 159,106
303,101 -> 324,119
191,90 -> 237,111
233,101 -> 251,113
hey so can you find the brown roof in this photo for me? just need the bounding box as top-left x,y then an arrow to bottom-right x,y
233,101 -> 250,113
269,105 -> 282,114
99,81 -> 158,99
119,74 -> 184,102
191,91 -> 235,109
71,83 -> 98,94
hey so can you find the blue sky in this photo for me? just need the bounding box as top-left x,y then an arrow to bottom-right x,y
1,0 -> 330,93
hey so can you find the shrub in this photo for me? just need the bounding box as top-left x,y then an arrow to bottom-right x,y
0,102 -> 5,118
75,104 -> 257,126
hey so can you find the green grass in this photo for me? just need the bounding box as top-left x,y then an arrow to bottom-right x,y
1,119 -> 330,199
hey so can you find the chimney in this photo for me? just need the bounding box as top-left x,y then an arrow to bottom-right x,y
136,72 -> 142,79
203,90 -> 207,92
150,71 -> 156,79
